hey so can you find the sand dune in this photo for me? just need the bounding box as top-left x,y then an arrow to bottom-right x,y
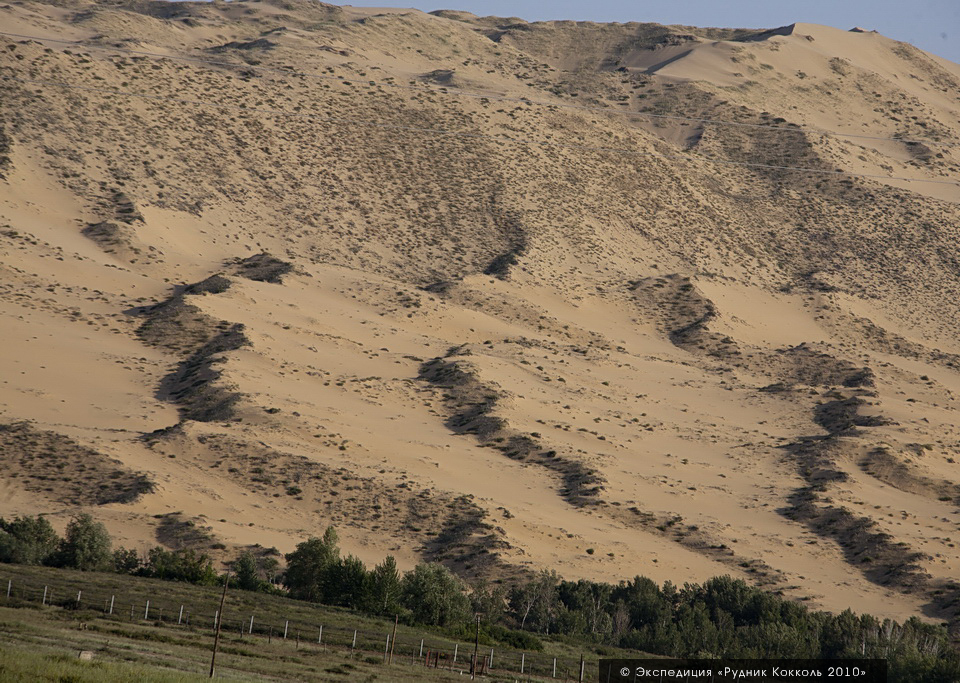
0,0 -> 959,628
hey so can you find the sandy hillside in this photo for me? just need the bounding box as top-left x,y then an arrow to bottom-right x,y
0,0 -> 959,629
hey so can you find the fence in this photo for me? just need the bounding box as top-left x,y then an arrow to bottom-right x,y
0,574 -> 591,681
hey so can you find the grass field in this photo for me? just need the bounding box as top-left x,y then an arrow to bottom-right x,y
0,564 -> 604,681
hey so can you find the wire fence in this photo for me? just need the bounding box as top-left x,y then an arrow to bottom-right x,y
0,574 -> 591,681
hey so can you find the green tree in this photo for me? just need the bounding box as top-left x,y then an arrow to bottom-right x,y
113,546 -> 141,574
142,547 -> 216,584
400,563 -> 470,627
55,514 -> 112,571
283,526 -> 340,602
0,515 -> 60,565
470,579 -> 507,625
329,554 -> 368,609
509,570 -> 559,632
233,551 -> 263,591
369,555 -> 403,615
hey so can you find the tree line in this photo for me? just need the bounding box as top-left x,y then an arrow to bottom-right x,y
1,514 -> 957,681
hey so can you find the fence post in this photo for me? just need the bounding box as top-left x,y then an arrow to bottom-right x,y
352,629 -> 357,653
109,595 -> 114,615
249,615 -> 254,635
553,657 -> 557,678
208,569 -> 230,679
453,643 -> 458,664
76,590 -> 81,607
490,647 -> 494,669
579,654 -> 585,682
390,614 -> 398,664
178,605 -> 183,625
144,600 -> 150,621
42,586 -> 47,605
214,610 -> 219,631
383,633 -> 390,664
521,652 -> 525,674
283,620 -> 289,640
419,639 -> 424,658
5,580 -> 10,599
318,625 -> 323,646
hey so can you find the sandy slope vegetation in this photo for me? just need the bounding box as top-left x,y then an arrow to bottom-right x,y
0,0 -> 959,628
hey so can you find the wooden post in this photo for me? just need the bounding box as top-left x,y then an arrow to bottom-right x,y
109,595 -> 114,615
553,657 -> 557,678
490,647 -> 494,670
579,654 -> 585,682
419,638 -> 424,658
318,625 -> 323,646
389,614 -> 398,664
471,614 -> 480,679
144,600 -> 150,621
208,570 -> 230,679
351,629 -> 357,653
76,590 -> 81,607
178,605 -> 183,625
42,586 -> 47,605
521,652 -> 525,674
6,579 -> 10,599
383,633 -> 390,664
249,615 -> 254,634
214,610 -> 219,630
283,620 -> 289,640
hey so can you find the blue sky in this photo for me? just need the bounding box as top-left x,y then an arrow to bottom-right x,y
337,0 -> 960,64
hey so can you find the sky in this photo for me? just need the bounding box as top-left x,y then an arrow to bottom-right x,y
336,0 -> 960,64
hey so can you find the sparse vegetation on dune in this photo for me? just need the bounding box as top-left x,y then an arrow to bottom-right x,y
0,4 -> 959,679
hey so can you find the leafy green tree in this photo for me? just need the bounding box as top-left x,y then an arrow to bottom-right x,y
112,546 -> 141,574
283,526 -> 339,602
233,551 -> 264,591
509,570 -> 559,632
400,563 -> 470,627
470,579 -> 507,625
328,554 -> 368,609
369,555 -> 403,616
0,515 -> 60,565
55,514 -> 112,571
142,547 -> 216,584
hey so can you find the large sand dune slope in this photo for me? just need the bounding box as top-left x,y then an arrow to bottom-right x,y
1,0 -> 959,627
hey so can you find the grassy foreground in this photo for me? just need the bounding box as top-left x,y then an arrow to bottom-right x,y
0,564 -> 600,681
0,603 -> 498,681
0,645 -> 209,682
